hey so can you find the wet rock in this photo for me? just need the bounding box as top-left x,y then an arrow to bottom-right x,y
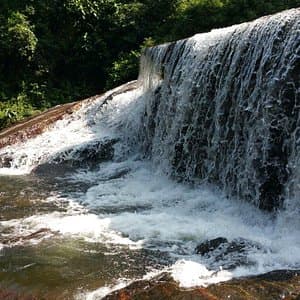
256,269 -> 300,281
103,270 -> 300,300
0,101 -> 84,149
33,138 -> 118,176
102,273 -> 182,300
0,155 -> 12,168
208,270 -> 300,300
51,138 -> 118,166
195,237 -> 262,270
139,9 -> 300,211
195,237 -> 228,255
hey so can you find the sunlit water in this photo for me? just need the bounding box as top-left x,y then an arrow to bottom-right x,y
0,9 -> 300,300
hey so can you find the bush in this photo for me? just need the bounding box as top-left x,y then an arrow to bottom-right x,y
105,50 -> 140,89
7,11 -> 37,61
0,95 -> 39,130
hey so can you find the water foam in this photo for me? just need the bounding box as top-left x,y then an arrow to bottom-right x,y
0,194 -> 142,249
3,159 -> 297,281
170,260 -> 232,287
75,162 -> 300,273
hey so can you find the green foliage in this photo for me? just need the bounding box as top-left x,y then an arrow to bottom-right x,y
105,38 -> 156,89
7,11 -> 37,61
169,0 -> 300,39
0,0 -> 299,130
106,50 -> 140,89
0,95 -> 39,129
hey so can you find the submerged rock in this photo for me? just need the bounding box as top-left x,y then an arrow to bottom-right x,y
1,228 -> 56,246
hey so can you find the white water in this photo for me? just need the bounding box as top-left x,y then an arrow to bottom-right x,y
1,157 -> 300,291
0,8 -> 300,299
0,81 -> 142,175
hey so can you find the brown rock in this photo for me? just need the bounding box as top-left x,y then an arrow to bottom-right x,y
103,270 -> 300,300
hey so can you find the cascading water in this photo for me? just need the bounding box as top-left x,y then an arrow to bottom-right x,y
0,8 -> 299,300
136,8 -> 300,211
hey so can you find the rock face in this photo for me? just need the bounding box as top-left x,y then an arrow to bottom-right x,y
136,9 -> 300,210
103,270 -> 300,300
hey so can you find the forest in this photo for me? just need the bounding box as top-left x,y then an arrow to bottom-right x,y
0,0 -> 299,129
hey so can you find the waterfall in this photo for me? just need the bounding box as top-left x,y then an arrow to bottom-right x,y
0,9 -> 299,212
0,10 -> 300,294
133,8 -> 300,210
